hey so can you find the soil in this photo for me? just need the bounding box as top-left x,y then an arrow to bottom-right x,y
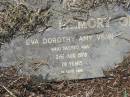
0,0 -> 130,97
0,56 -> 130,97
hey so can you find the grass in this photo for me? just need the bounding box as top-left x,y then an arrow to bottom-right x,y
0,1 -> 51,46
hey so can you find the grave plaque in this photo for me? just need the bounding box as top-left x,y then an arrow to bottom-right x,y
1,26 -> 130,80
0,0 -> 130,80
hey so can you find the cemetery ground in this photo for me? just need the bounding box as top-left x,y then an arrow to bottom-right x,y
0,55 -> 130,97
0,0 -> 130,97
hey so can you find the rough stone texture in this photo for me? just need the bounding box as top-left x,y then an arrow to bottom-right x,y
19,0 -> 48,10
4,0 -> 47,9
0,1 -> 130,80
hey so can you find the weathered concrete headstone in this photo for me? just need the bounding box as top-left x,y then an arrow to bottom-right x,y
0,1 -> 130,80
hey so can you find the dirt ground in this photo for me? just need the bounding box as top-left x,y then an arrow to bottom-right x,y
0,55 -> 130,97
0,0 -> 130,97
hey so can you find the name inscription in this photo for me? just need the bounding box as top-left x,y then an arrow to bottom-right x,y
22,29 -> 118,80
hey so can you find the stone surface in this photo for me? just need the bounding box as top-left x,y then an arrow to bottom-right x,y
19,0 -> 48,10
0,1 -> 130,80
0,0 -> 48,10
0,28 -> 130,80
